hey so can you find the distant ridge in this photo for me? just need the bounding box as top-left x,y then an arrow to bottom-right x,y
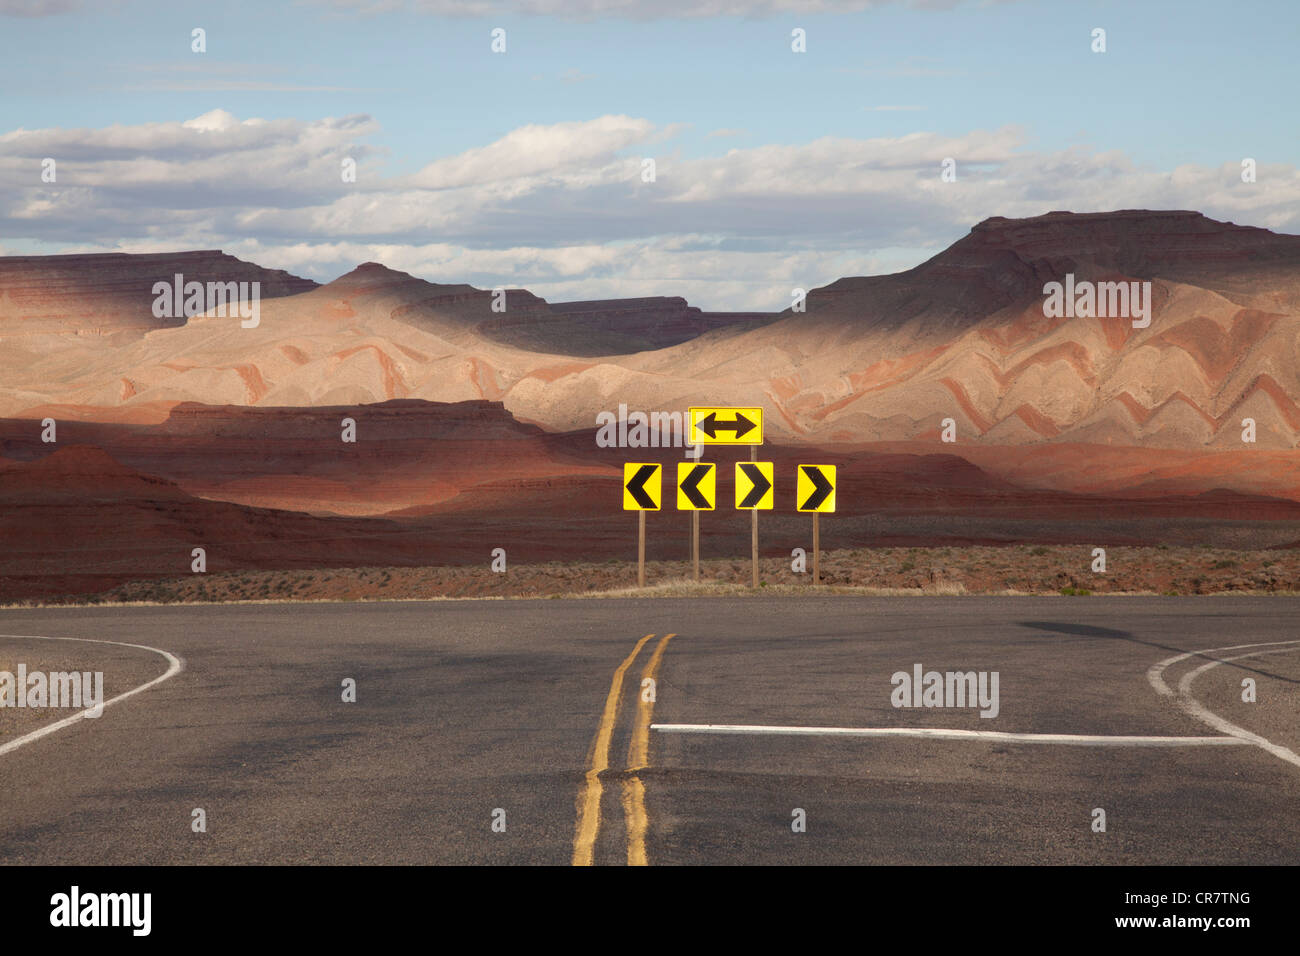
0,250 -> 318,335
1,210 -> 1298,453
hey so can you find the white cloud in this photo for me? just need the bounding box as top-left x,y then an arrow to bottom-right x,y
402,116 -> 655,189
3,110 -> 1298,310
0,111 -> 383,243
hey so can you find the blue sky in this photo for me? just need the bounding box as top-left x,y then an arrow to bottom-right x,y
1,0 -> 1297,309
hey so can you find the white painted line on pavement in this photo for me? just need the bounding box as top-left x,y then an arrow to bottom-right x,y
0,633 -> 184,758
1147,639 -> 1300,698
650,723 -> 1248,746
1148,639 -> 1300,770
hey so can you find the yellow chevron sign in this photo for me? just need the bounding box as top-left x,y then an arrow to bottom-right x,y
734,462 -> 774,510
623,463 -> 662,511
676,462 -> 716,511
796,465 -> 836,513
687,406 -> 763,445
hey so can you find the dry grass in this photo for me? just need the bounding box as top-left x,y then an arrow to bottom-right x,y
4,544 -> 1298,608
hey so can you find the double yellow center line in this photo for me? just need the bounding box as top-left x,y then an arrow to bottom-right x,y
572,632 -> 676,866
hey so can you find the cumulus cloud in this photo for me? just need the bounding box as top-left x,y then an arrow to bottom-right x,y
3,110 -> 1298,309
402,116 -> 656,190
0,110 -> 383,242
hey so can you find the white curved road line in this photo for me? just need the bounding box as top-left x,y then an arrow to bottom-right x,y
1148,639 -> 1300,770
1147,639 -> 1300,697
0,633 -> 183,758
650,724 -> 1248,746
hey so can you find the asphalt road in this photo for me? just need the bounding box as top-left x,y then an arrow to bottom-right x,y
1,597 -> 1297,865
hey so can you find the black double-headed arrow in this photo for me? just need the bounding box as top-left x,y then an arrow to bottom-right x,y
626,464 -> 659,509
800,466 -> 834,511
698,411 -> 756,440
679,464 -> 711,509
737,463 -> 772,508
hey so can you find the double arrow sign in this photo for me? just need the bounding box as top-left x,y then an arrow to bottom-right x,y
622,462 -> 835,512
688,406 -> 764,446
694,411 -> 758,441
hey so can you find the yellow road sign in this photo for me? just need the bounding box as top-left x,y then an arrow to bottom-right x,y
796,465 -> 836,513
676,462 -> 716,511
734,461 -> 774,510
687,406 -> 763,445
623,462 -> 662,511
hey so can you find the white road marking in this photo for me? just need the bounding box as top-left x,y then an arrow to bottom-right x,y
0,633 -> 183,758
654,640 -> 1300,765
1147,639 -> 1300,698
1145,640 -> 1300,770
650,724 -> 1247,746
